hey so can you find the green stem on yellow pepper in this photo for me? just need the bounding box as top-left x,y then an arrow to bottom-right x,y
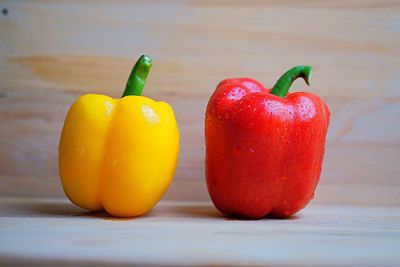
270,66 -> 313,98
122,55 -> 152,97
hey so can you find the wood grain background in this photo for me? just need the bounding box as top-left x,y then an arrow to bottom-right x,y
0,0 -> 399,206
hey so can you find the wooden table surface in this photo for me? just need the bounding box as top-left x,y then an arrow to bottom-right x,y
1,197 -> 400,267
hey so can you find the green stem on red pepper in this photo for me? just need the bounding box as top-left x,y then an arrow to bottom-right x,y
270,66 -> 313,98
122,55 -> 152,97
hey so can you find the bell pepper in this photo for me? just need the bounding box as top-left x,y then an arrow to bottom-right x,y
59,55 -> 179,217
205,66 -> 330,219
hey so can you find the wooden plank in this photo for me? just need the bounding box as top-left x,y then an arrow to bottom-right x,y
0,197 -> 399,267
0,1 -> 399,205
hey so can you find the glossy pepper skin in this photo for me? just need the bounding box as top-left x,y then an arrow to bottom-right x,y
59,55 -> 179,217
205,66 -> 330,219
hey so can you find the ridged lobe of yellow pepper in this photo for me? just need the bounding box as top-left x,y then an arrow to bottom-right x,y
59,94 -> 179,217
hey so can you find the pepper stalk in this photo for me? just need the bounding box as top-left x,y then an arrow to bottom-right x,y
122,55 -> 152,97
270,66 -> 313,98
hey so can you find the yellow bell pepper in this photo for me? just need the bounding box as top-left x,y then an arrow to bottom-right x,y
59,55 -> 179,217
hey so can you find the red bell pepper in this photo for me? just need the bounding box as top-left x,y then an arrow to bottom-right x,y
205,66 -> 330,219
